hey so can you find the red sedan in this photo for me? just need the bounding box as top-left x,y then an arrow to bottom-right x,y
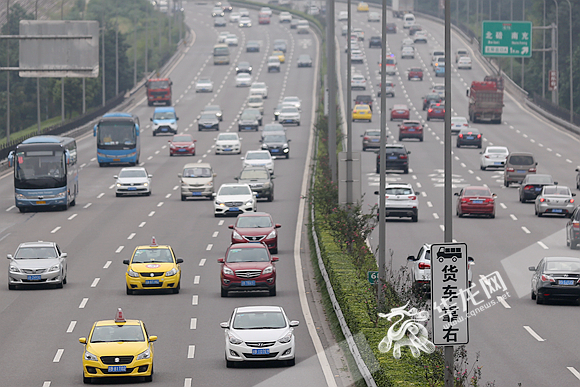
218,243 -> 278,297
407,67 -> 423,81
169,134 -> 196,156
455,186 -> 496,218
390,104 -> 410,121
426,102 -> 445,121
398,120 -> 423,141
229,212 -> 281,253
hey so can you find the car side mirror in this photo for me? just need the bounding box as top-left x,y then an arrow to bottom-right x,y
407,151 -> 411,154
415,191 -> 420,195
178,173 -> 182,178
289,320 -> 300,327
271,175 -> 276,179
479,151 -> 483,154
213,173 -> 217,177
150,117 -> 153,121
113,175 -> 119,179
122,260 -> 130,265
492,194 -> 497,198
79,338 -> 87,344
212,193 -> 217,198
468,257 -> 475,264
228,225 -> 234,229
217,258 -> 224,263
176,117 -> 179,121
148,174 -> 153,178
259,139 -> 262,142
176,258 -> 184,264
220,322 -> 229,329
275,224 -> 281,228
288,139 -> 291,142
528,266 -> 536,271
272,257 -> 279,262
573,193 -> 577,197
454,192 -> 459,196
406,255 -> 416,262
61,253 -> 68,258
554,181 -> 558,185
149,336 -> 158,342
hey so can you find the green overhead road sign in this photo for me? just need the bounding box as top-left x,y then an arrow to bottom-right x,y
482,21 -> 532,58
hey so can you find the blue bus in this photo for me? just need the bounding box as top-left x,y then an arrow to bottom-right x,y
8,136 -> 79,213
93,112 -> 141,167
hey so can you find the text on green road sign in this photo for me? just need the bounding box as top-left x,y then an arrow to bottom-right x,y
481,21 -> 532,58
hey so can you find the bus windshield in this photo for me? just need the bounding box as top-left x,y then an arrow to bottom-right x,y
214,46 -> 229,56
14,150 -> 66,189
97,122 -> 136,148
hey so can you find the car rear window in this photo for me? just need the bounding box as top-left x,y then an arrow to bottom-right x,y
386,187 -> 413,195
464,188 -> 491,197
543,186 -> 570,195
509,155 -> 534,165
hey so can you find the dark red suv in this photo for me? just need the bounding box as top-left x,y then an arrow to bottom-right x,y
427,102 -> 445,121
218,243 -> 278,297
229,212 -> 281,253
399,120 -> 423,141
407,67 -> 423,81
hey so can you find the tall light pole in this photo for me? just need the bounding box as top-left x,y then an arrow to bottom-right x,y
145,4 -> 149,75
521,0 -> 525,89
564,0 -> 572,122
61,0 -> 65,122
551,0 -> 558,105
543,0 -> 546,98
378,0 -> 387,310
346,0 -> 353,204
115,5 -> 119,96
102,13 -> 106,106
326,0 -> 337,184
510,0 -> 513,79
6,0 -> 10,142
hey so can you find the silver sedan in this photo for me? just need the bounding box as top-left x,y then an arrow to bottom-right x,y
7,241 -> 68,289
535,185 -> 577,217
479,146 -> 509,170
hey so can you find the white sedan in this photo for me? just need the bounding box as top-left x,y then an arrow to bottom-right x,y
195,77 -> 214,92
213,183 -> 257,216
229,12 -> 241,23
218,31 -> 230,43
238,16 -> 252,27
282,96 -> 301,111
338,11 -> 348,21
249,82 -> 268,99
214,132 -> 242,155
114,167 -> 152,196
242,150 -> 274,175
225,34 -> 238,46
457,56 -> 472,69
450,116 -> 469,134
221,306 -> 299,367
235,73 -> 252,87
479,146 -> 509,170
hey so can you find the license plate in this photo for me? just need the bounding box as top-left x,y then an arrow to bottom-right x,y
162,128 -> 168,131
388,156 -> 397,160
229,207 -> 239,212
472,200 -> 483,204
113,158 -> 121,161
371,139 -> 379,142
517,170 -> 526,173
179,149 -> 186,152
27,275 -> 41,281
271,149 -> 279,152
252,348 -> 270,355
559,279 -> 574,285
245,127 -> 253,130
241,280 -> 256,286
145,279 -> 159,285
552,209 -> 563,213
466,136 -> 474,140
128,187 -> 137,191
36,201 -> 46,205
397,111 -> 405,114
192,192 -> 202,196
494,162 -> 502,165
108,366 -> 127,373
409,128 -> 415,131
224,148 -> 232,151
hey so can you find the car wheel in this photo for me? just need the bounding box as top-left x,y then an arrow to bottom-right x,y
420,136 -> 423,142
398,136 -> 402,141
456,143 -> 460,148
403,168 -> 409,174
481,165 -> 486,170
531,290 -> 536,300
458,211 -> 464,218
143,373 -> 153,383
267,192 -> 274,202
221,288 -> 228,297
411,214 -> 418,222
478,144 -> 482,149
146,191 -> 151,196
504,180 -> 509,187
572,241 -> 578,250
63,275 -> 67,285
489,212 -> 495,219
172,281 -> 180,294
537,210 -> 542,217
426,117 -> 430,121
269,286 -> 277,296
126,286 -> 133,295
271,247 -> 278,254
153,132 -> 156,136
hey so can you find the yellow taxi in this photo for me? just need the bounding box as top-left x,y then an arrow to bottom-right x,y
123,237 -> 183,295
357,2 -> 369,12
79,308 -> 157,383
352,104 -> 373,122
272,50 -> 286,63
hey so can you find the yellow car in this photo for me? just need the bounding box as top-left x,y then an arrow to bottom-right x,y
79,309 -> 157,384
352,104 -> 372,122
272,50 -> 285,63
123,237 -> 183,294
357,2 -> 369,12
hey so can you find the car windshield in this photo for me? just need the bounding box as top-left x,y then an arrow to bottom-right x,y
232,311 -> 286,329
218,134 -> 238,141
246,152 -> 270,160
249,97 -> 262,103
264,124 -> 284,132
153,112 -> 175,120
90,325 -> 145,343
172,135 -> 191,142
464,189 -> 491,197
545,260 -> 580,273
226,247 -> 270,263
131,248 -> 173,263
263,135 -> 286,142
237,74 -> 251,79
251,83 -> 265,89
365,131 -> 380,136
299,55 -> 310,60
200,113 -> 216,120
386,187 -> 413,195
404,121 -> 421,127
205,106 -> 220,112
241,112 -> 256,120
281,107 -> 297,113
543,186 -> 570,196
527,175 -> 552,184
240,169 -> 269,179
237,216 -> 273,228
14,247 -> 57,259
433,85 -> 445,90
148,81 -> 169,89
220,186 -> 252,195
119,169 -> 147,178
461,129 -> 480,135
451,117 -> 467,124
198,78 -> 211,84
183,167 -> 212,178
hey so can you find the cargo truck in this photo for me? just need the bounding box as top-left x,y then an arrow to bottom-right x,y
146,78 -> 172,106
467,76 -> 504,124
392,0 -> 414,18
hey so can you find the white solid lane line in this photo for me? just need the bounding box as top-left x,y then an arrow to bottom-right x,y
51,227 -> 61,234
522,227 -> 531,234
188,345 -> 195,358
199,259 -> 206,266
567,367 -> 580,381
523,326 -> 545,341
68,214 -> 77,220
79,298 -> 89,308
127,233 -> 136,240
537,241 -> 549,249
206,244 -> 213,251
66,321 -> 77,333
115,246 -> 124,253
53,349 -> 64,362
192,295 -> 198,305
190,318 -> 197,330
90,278 -> 100,288
194,276 -> 200,285
103,261 -> 112,269
496,296 -> 511,308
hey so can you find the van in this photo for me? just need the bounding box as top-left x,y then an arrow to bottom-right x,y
403,14 -> 415,29
297,20 -> 309,34
178,162 -> 216,200
151,107 -> 178,136
432,56 -> 445,68
504,152 -> 537,187
431,48 -> 445,63
247,95 -> 265,114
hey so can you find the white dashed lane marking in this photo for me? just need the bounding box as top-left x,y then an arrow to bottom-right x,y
190,318 -> 197,329
68,214 -> 77,220
90,278 -> 100,288
188,345 -> 196,358
115,246 -> 124,253
206,244 -> 213,251
192,295 -> 198,305
79,298 -> 89,308
522,227 -> 531,234
66,321 -> 77,333
194,276 -> 200,285
51,227 -> 61,234
103,261 -> 112,269
53,349 -> 64,363
199,259 -> 206,266
523,326 -> 545,341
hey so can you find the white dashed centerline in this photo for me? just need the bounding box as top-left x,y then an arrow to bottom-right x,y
206,244 -> 213,251
148,211 -> 155,217
537,241 -> 549,249
522,227 -> 531,234
51,227 -> 61,234
212,231 -> 219,238
199,259 -> 206,266
190,318 -> 197,330
79,298 -> 89,308
567,367 -> 580,381
510,214 -> 517,221
68,214 -> 77,220
90,278 -> 100,288
523,326 -> 545,341
139,222 -> 146,228
192,295 -> 198,305
115,246 -> 124,253
83,203 -> 92,209
127,233 -> 136,240
194,276 -> 200,285
53,349 -> 64,363
497,296 -> 511,308
66,321 -> 77,333
103,261 -> 112,269
188,345 -> 196,358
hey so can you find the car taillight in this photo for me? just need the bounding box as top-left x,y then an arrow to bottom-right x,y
506,167 -> 514,172
364,136 -> 370,140
463,123 -> 469,126
408,196 -> 416,200
485,198 -> 494,203
458,134 -> 463,138
539,198 -> 545,202
573,221 -> 580,229
418,262 -> 430,270
523,185 -> 533,190
570,199 -> 575,203
428,109 -> 433,113
485,155 -> 490,159
541,274 -> 555,282
399,154 -> 407,159
477,134 -> 481,139
529,168 -> 537,173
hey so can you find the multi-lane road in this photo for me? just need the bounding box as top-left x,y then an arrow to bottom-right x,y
0,3 -> 350,386
334,2 -> 580,385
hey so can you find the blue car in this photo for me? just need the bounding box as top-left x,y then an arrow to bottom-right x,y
151,107 -> 178,136
435,65 -> 445,77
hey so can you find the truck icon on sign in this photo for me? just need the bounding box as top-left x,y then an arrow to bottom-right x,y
436,246 -> 462,263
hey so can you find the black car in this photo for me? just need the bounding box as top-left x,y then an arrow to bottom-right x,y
519,174 -> 556,203
354,94 -> 373,111
386,23 -> 397,33
246,40 -> 260,52
297,54 -> 313,67
422,93 -> 442,110
456,128 -> 482,148
376,144 -> 410,174
273,39 -> 288,53
235,166 -> 275,201
529,257 -> 580,304
567,207 -> 580,249
238,111 -> 259,131
236,61 -> 252,74
260,132 -> 290,159
198,112 -> 220,131
409,24 -> 422,36
369,36 -> 381,48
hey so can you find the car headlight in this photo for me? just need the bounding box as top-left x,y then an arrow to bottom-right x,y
228,333 -> 243,345
116,183 -> 122,187
143,183 -> 149,187
216,201 -> 225,206
136,347 -> 151,360
9,265 -> 20,273
261,144 -> 268,149
166,267 -> 178,277
245,200 -> 254,206
206,181 -> 213,187
266,230 -> 276,239
232,230 -> 242,239
56,191 -> 66,198
262,265 -> 274,274
223,266 -> 234,275
49,264 -> 60,272
278,332 -> 293,344
84,350 -> 98,361
216,112 -> 222,117
128,269 -> 140,278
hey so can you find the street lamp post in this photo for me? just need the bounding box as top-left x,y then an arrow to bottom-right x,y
564,0 -> 572,122
551,0 -> 558,105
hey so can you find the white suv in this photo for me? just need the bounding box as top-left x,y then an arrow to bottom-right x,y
247,95 -> 265,114
213,183 -> 257,217
375,183 -> 419,222
249,82 -> 268,99
407,243 -> 474,293
242,150 -> 275,175
279,11 -> 292,23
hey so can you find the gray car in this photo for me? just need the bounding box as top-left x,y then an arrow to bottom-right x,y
202,105 -> 223,121
535,185 -> 576,217
235,166 -> 275,201
7,241 -> 68,289
261,132 -> 291,159
361,129 -> 381,151
297,54 -> 313,67
504,152 -> 537,186
238,111 -> 259,131
198,112 -> 220,131
178,162 -> 215,200
529,257 -> 580,304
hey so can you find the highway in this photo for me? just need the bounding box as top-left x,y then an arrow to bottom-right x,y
0,3 -> 345,386
334,3 -> 580,385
